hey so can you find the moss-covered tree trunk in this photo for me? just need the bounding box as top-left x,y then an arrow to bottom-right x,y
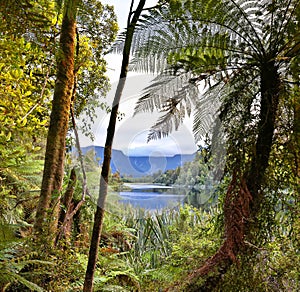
34,0 -> 78,240
83,1 -> 146,291
185,63 -> 280,291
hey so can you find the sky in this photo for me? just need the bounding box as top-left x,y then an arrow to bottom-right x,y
78,0 -> 198,156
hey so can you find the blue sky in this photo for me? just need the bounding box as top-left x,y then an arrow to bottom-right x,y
78,0 -> 198,156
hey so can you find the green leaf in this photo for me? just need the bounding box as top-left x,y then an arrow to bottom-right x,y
13,273 -> 45,292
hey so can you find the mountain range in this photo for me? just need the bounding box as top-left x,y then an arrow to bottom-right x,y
81,146 -> 196,177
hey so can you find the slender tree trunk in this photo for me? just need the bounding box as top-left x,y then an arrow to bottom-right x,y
183,63 -> 280,291
292,86 -> 300,195
55,167 -> 77,245
34,0 -> 78,240
83,1 -> 146,291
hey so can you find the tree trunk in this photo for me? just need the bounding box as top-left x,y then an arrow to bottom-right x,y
292,85 -> 300,195
34,0 -> 78,241
246,61 -> 280,217
183,63 -> 280,291
83,1 -> 146,291
55,167 -> 77,245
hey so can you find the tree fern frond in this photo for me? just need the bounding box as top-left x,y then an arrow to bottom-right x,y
0,235 -> 52,292
133,72 -> 199,141
129,2 -> 265,73
225,0 -> 265,53
274,0 -> 300,56
134,72 -> 198,114
11,273 -> 44,292
130,0 -> 299,145
193,84 -> 222,142
146,98 -> 192,141
273,0 -> 297,40
110,30 -> 126,53
110,7 -> 167,55
147,111 -> 182,142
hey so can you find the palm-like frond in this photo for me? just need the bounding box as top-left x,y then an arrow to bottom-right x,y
112,0 -> 300,141
134,72 -> 197,113
134,71 -> 201,141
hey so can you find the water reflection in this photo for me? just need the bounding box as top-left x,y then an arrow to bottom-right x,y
119,184 -> 184,211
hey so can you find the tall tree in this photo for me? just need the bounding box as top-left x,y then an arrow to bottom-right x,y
0,0 -> 57,225
130,0 -> 300,289
34,0 -> 78,238
83,1 -> 146,291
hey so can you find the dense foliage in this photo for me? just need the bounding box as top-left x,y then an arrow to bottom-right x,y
0,0 -> 117,221
0,0 -> 299,291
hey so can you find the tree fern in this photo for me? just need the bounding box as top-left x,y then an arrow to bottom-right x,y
127,0 -> 299,145
115,0 -> 300,288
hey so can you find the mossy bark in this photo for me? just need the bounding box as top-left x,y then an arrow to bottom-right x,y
34,0 -> 77,241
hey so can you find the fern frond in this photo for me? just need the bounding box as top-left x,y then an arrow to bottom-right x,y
147,109 -> 183,142
193,86 -> 222,142
135,72 -> 197,113
134,71 -> 200,140
110,7 -> 168,55
129,0 -> 268,73
0,235 -> 52,292
10,273 -> 44,292
127,0 -> 299,143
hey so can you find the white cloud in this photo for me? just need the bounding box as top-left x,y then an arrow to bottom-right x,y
85,74 -> 197,156
102,0 -> 159,30
78,1 -> 198,156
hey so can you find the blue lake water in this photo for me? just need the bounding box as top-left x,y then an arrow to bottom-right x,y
119,184 -> 185,211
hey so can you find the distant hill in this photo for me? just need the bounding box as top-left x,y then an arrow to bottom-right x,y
81,146 -> 196,177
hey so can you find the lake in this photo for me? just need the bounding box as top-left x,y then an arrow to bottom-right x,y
119,183 -> 185,211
